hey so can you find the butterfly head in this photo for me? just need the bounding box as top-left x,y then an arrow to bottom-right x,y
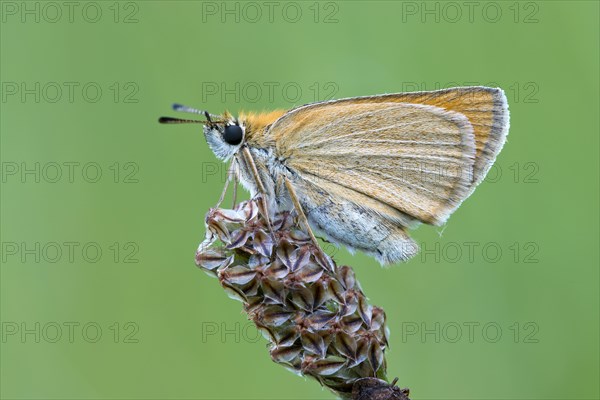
159,104 -> 245,161
203,111 -> 246,161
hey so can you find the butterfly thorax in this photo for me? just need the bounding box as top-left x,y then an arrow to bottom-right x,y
239,110 -> 285,148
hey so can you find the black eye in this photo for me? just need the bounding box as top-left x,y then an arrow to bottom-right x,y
223,125 -> 243,145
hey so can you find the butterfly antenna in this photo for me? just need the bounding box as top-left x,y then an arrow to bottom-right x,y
172,103 -> 220,120
158,117 -> 206,124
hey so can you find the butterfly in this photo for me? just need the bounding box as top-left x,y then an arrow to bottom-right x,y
160,86 -> 509,264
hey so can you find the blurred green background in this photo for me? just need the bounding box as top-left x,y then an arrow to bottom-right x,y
1,1 -> 598,399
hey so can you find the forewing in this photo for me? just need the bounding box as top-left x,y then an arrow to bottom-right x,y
359,86 -> 509,188
270,101 -> 477,225
274,86 -> 508,190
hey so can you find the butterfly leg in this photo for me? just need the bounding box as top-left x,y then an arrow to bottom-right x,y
283,176 -> 322,252
231,171 -> 239,208
215,160 -> 233,208
231,160 -> 239,208
241,147 -> 274,232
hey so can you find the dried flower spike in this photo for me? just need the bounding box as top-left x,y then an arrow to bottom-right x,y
196,197 -> 410,400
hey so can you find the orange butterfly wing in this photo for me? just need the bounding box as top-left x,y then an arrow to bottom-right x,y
266,87 -> 509,225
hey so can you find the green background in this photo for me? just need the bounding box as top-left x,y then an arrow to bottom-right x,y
1,1 -> 598,399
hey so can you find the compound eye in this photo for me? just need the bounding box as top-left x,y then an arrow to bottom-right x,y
223,125 -> 243,145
